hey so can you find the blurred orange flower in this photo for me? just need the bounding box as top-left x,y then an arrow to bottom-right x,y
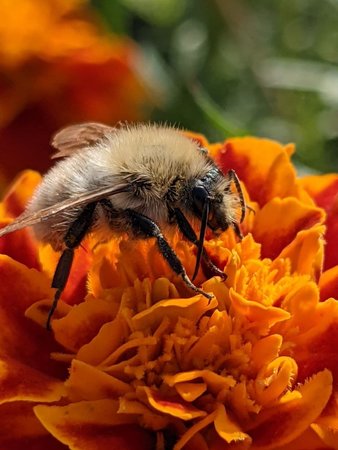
0,0 -> 152,188
0,134 -> 337,450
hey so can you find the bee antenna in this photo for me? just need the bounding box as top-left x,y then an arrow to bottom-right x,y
192,198 -> 209,281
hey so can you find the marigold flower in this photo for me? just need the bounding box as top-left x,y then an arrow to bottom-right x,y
0,0 -> 152,186
0,134 -> 337,450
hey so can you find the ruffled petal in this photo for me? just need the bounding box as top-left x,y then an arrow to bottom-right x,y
0,255 -> 65,378
289,299 -> 338,383
131,294 -> 218,331
300,174 -> 338,270
277,225 -> 325,281
230,289 -> 290,330
52,297 -> 117,352
252,197 -> 325,259
319,266 -> 338,301
214,137 -> 311,206
324,195 -> 338,270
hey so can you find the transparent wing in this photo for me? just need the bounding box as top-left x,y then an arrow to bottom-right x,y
0,183 -> 129,237
51,122 -> 114,159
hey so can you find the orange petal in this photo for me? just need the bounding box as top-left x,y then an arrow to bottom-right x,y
142,387 -> 207,420
0,355 -> 64,404
311,423 -> 338,450
118,397 -> 169,430
183,130 -> 210,149
2,170 -> 41,217
290,299 -> 338,384
252,197 -> 325,260
319,265 -> 338,301
270,426 -> 333,450
300,174 -> 338,209
164,370 -> 235,396
324,193 -> 338,270
65,359 -> 131,401
277,225 -> 325,281
39,243 -> 92,305
52,297 -> 118,352
25,299 -> 72,328
249,369 -> 333,449
76,315 -> 129,366
251,334 -> 283,371
281,281 -> 319,323
35,400 -> 154,450
230,289 -> 290,329
174,410 -> 217,450
0,255 -> 65,377
300,174 -> 338,270
0,402 -> 65,450
0,226 -> 40,270
214,137 -> 308,207
131,295 -> 218,331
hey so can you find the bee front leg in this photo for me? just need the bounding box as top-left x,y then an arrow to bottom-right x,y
173,208 -> 226,281
126,209 -> 213,300
47,202 -> 97,330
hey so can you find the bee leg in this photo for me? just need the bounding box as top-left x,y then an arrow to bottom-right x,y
127,210 -> 213,300
232,222 -> 243,240
46,202 -> 97,330
225,169 -> 246,223
173,208 -> 226,280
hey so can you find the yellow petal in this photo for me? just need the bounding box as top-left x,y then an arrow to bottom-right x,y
214,404 -> 252,447
254,357 -> 298,406
230,289 -> 290,330
164,370 -> 235,395
278,225 -> 325,280
131,295 -> 217,331
175,382 -> 207,402
251,334 -> 283,370
142,387 -> 206,420
76,315 -> 129,365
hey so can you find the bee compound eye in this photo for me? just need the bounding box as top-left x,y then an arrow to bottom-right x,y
192,184 -> 209,212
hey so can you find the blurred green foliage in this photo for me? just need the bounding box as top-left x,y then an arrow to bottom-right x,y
91,0 -> 338,173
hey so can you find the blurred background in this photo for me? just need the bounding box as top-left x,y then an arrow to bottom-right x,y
0,0 -> 337,191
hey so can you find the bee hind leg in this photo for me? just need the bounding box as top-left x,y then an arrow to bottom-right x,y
46,202 -> 97,330
126,209 -> 213,300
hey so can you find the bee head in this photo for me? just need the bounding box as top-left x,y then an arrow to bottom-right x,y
190,173 -> 232,234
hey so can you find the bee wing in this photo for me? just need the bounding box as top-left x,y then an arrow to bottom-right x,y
0,183 -> 129,238
51,122 -> 114,159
